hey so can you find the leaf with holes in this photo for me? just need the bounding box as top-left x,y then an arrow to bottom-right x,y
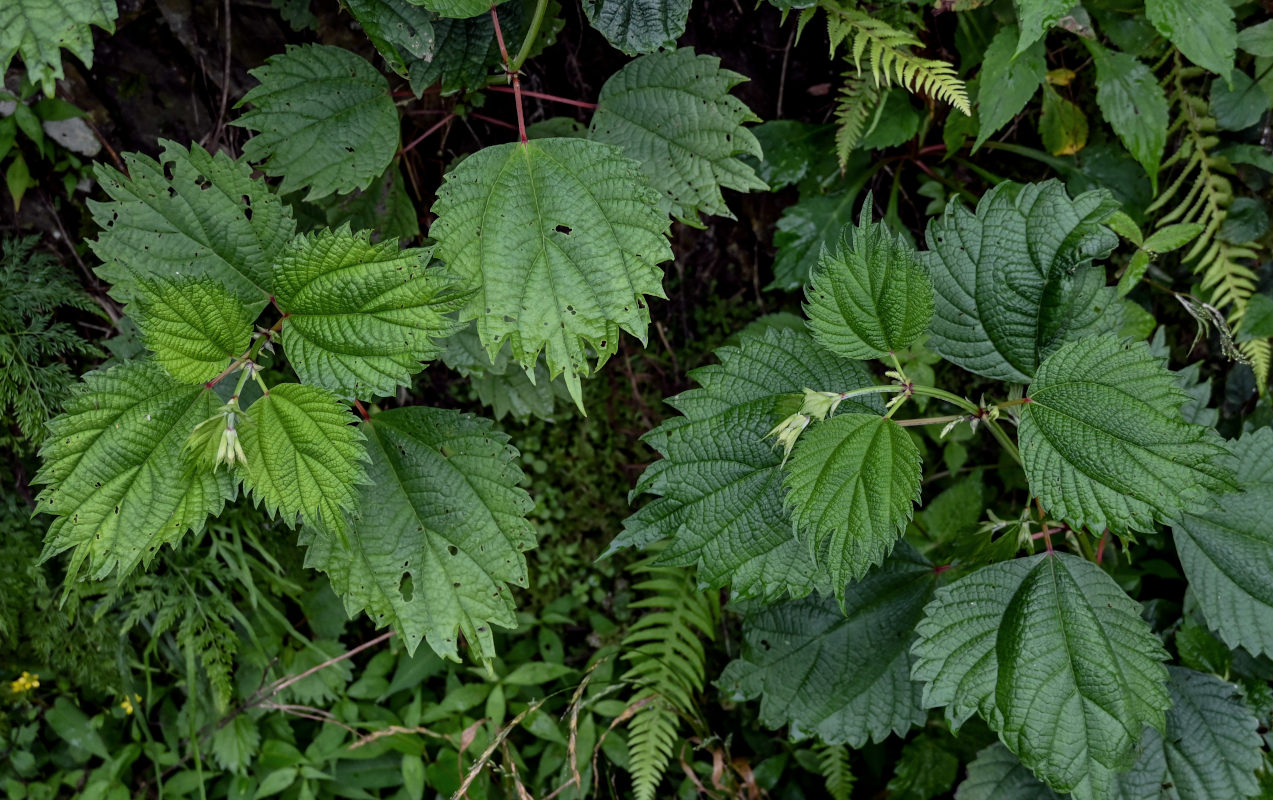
430,137 -> 672,409
132,277 -> 254,385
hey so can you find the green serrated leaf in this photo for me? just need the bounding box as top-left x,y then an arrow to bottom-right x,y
303,406 -> 534,662
975,27 -> 1045,152
239,383 -> 367,531
1013,0 -> 1073,55
1142,222 -> 1204,254
912,552 -> 1171,800
955,744 -> 1061,800
345,0 -> 435,75
0,0 -> 117,96
34,360 -> 236,583
589,48 -> 766,227
1145,0 -> 1236,79
805,199 -> 933,360
133,277 -> 253,384
413,0 -> 495,19
784,414 -> 921,588
920,180 -> 1122,382
273,226 -> 465,399
616,326 -> 883,601
771,179 -> 871,291
583,0 -> 691,55
430,137 -> 671,409
1020,335 -> 1236,535
442,322 -> 571,421
1086,42 -> 1168,190
89,140 -> 295,313
718,545 -> 932,746
235,44 -> 399,201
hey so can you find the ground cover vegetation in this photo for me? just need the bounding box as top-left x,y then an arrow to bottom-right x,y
4,0 -> 1273,797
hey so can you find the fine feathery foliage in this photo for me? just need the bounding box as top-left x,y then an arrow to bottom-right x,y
912,552 -> 1172,800
0,0 -> 117,95
831,70 -> 881,169
818,744 -> 856,800
429,137 -> 672,409
234,44 -> 400,200
588,47 -> 767,227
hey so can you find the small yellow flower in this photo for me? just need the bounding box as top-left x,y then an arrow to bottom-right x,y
9,671 -> 39,693
120,693 -> 142,715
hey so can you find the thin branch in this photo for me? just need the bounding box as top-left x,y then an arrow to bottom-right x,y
486,85 -> 596,109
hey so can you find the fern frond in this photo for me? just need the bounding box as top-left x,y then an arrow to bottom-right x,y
1240,338 -> 1272,387
821,3 -> 969,115
833,70 -> 882,168
818,744 -> 855,800
619,559 -> 719,800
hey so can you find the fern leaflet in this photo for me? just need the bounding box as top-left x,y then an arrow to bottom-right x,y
833,70 -> 881,169
818,743 -> 855,800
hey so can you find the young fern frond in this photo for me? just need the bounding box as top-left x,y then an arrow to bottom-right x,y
820,2 -> 969,115
834,70 -> 881,169
619,559 -> 719,800
818,743 -> 855,800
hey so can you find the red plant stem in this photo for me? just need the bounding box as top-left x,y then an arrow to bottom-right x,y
490,4 -> 528,143
1096,530 -> 1109,564
470,112 -> 519,132
353,399 -> 370,421
401,113 -> 457,155
486,84 -> 597,109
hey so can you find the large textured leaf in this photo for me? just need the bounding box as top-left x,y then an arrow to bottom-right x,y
1173,428 -> 1273,658
718,545 -> 933,746
1145,0 -> 1236,79
955,744 -> 1061,800
616,326 -> 883,601
89,141 -> 295,313
784,414 -> 921,588
430,137 -> 672,408
975,28 -> 1045,151
0,0 -> 117,95
1020,335 -> 1235,535
273,227 -> 465,399
1113,667 -> 1262,800
34,361 -> 235,583
239,383 -> 367,532
303,406 -> 534,662
345,0 -> 435,74
912,552 -> 1171,800
1086,42 -> 1168,190
235,44 -> 399,201
589,48 -> 766,226
133,277 -> 253,384
919,180 -> 1121,382
583,0 -> 691,55
805,201 -> 933,360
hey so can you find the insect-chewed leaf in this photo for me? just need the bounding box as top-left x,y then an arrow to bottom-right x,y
582,0 -> 691,55
955,744 -> 1061,800
235,44 -> 399,201
718,544 -> 933,746
89,140 -> 295,313
344,0 -> 436,74
239,383 -> 367,532
784,413 -> 921,589
273,226 -> 466,399
133,277 -> 253,384
302,406 -> 535,663
0,0 -> 117,95
1112,667 -> 1262,800
920,179 -> 1123,382
614,326 -> 883,602
429,137 -> 672,409
805,200 -> 933,360
1020,335 -> 1236,535
34,360 -> 236,584
1173,427 -> 1273,658
589,47 -> 766,226
912,552 -> 1171,800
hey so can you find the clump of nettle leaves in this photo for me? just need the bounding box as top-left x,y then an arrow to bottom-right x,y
27,39 -> 1269,800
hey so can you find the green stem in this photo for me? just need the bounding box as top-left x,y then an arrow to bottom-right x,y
510,0 -> 550,72
838,384 -> 907,401
985,420 -> 1022,466
895,414 -> 964,428
908,385 -> 980,415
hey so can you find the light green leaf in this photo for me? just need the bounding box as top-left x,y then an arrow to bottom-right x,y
589,48 -> 766,227
784,414 -> 921,588
583,0 -> 691,55
975,28 -> 1045,151
304,406 -> 534,662
1238,20 -> 1273,58
35,360 -> 236,583
912,552 -> 1171,800
235,44 -> 399,201
430,137 -> 672,409
89,140 -> 295,313
239,383 -> 367,531
412,0 -> 495,19
133,277 -> 254,384
772,181 -> 870,291
45,698 -> 110,759
1117,250 -> 1151,298
616,326 -> 883,602
805,199 -> 933,360
1142,222 -> 1204,254
920,180 -> 1121,382
718,545 -> 933,746
273,226 -> 466,399
211,714 -> 260,774
1114,668 -> 1262,800
1087,42 -> 1169,189
1020,335 -> 1236,535
1014,0 -> 1073,54
955,744 -> 1061,800
345,0 -> 435,75
1145,0 -> 1236,79
0,0 -> 117,95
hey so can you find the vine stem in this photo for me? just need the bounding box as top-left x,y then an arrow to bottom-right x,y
486,85 -> 597,109
490,4 -> 528,143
